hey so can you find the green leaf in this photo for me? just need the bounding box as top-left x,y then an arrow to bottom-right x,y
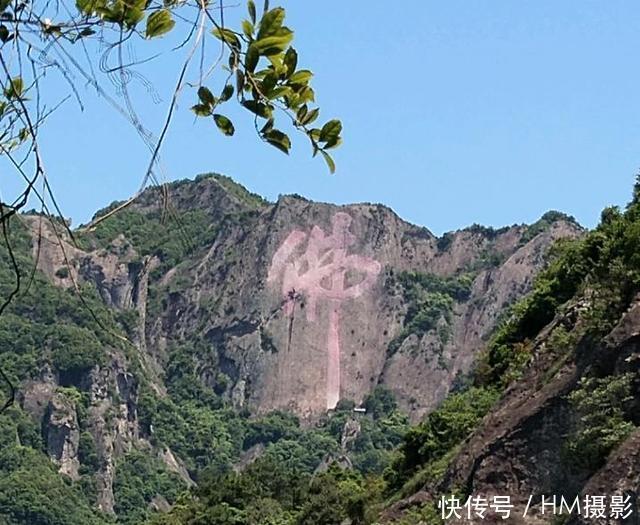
248,0 -> 256,24
260,71 -> 278,96
286,92 -> 301,108
212,27 -> 240,49
123,0 -> 145,28
257,7 -> 284,39
145,9 -> 175,38
254,31 -> 293,56
241,99 -> 272,119
78,27 -> 96,38
76,0 -> 101,16
284,47 -> 298,77
125,8 -> 144,27
264,129 -> 291,154
100,7 -> 119,23
0,0 -> 10,12
242,19 -> 254,39
213,114 -> 235,136
321,150 -> 336,174
220,84 -> 234,102
260,118 -> 274,134
266,86 -> 291,100
288,69 -> 312,86
197,86 -> 216,106
267,53 -> 285,74
298,86 -> 315,103
191,104 -> 211,117
320,119 -> 342,143
4,76 -> 23,100
301,107 -> 319,126
324,136 -> 342,150
245,44 -> 260,72
309,128 -> 322,142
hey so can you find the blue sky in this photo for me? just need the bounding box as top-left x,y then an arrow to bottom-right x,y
6,1 -> 640,235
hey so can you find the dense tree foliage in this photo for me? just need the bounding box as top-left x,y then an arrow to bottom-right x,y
564,373 -> 635,471
385,387 -> 499,492
387,271 -> 474,355
0,220 -> 131,397
476,177 -> 640,388
113,451 -> 184,525
0,407 -> 112,525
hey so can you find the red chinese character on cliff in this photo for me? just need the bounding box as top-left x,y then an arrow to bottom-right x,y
268,212 -> 381,409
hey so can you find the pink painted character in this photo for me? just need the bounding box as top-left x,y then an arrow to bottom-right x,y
268,212 -> 381,409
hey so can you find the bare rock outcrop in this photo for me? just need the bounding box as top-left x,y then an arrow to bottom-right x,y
45,393 -> 81,480
142,185 -> 581,421
24,177 -> 582,424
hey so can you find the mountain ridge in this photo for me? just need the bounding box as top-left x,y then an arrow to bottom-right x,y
68,175 -> 582,418
0,173 -> 584,523
26,174 -> 584,423
82,173 -> 580,242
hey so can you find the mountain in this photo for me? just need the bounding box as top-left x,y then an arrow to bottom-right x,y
0,173 -> 582,524
40,175 -> 580,420
381,184 -> 640,524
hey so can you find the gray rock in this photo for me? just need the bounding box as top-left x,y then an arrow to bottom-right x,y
45,393 -> 80,480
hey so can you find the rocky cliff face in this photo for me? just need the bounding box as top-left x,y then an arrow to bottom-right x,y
16,174 -> 581,513
139,182 -> 579,421
45,393 -> 81,480
31,176 -> 582,422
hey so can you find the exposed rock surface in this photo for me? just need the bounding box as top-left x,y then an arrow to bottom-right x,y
115,179 -> 580,422
17,175 -> 583,514
88,354 -> 140,514
26,178 -> 583,424
45,393 -> 81,480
